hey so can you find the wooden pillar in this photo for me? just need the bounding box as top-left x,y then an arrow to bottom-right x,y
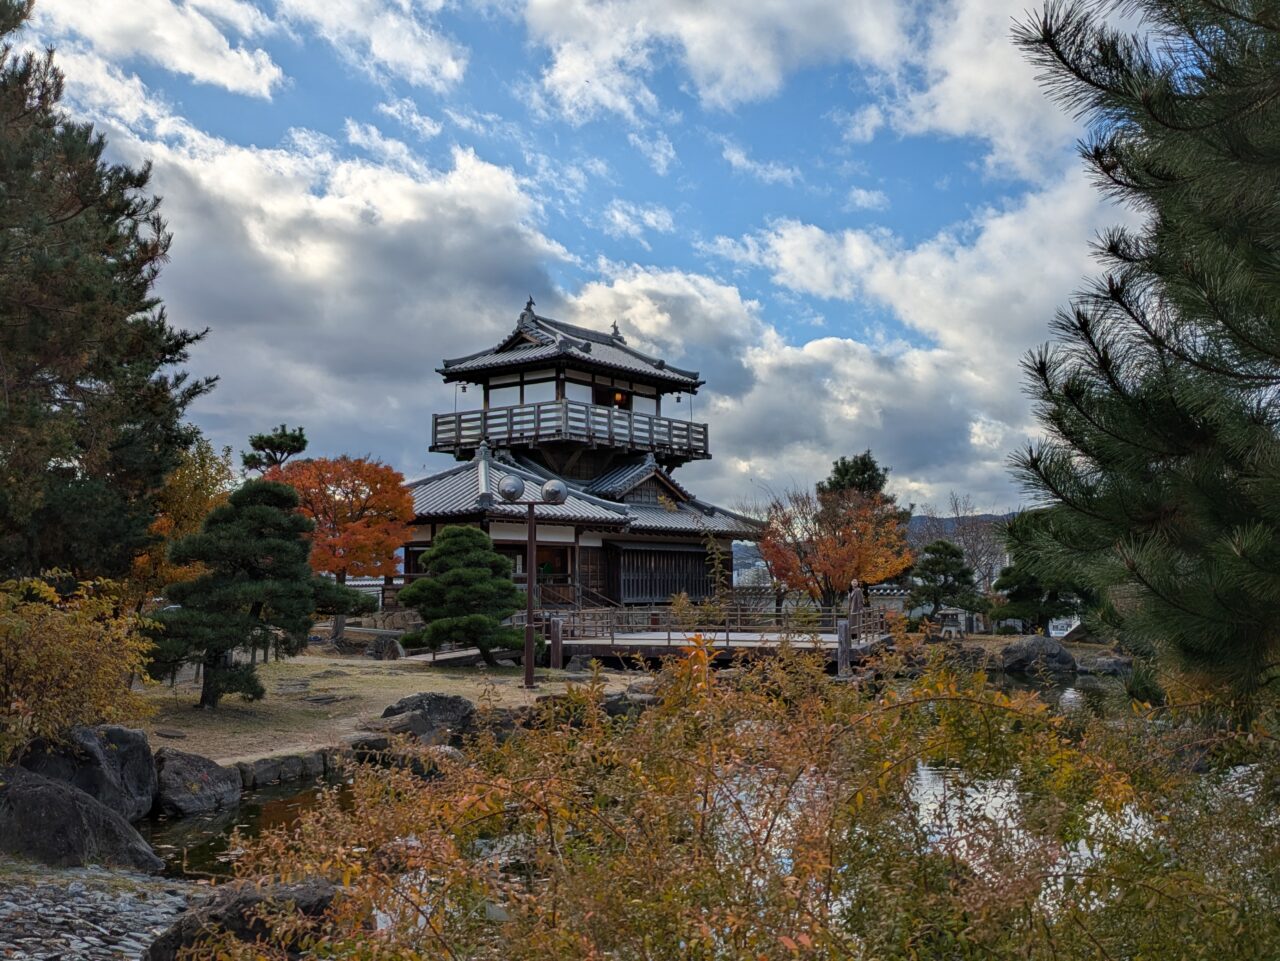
550,617 -> 564,670
837,619 -> 851,677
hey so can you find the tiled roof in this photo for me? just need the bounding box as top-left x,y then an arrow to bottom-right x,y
410,449 -> 760,539
439,303 -> 702,389
407,446 -> 628,527
625,500 -> 761,537
584,453 -> 691,500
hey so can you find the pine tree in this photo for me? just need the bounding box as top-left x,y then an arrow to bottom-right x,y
1011,2 -> 1280,709
0,3 -> 212,578
242,424 -> 308,475
908,540 -> 980,619
398,526 -> 522,666
991,561 -> 1079,634
152,480 -> 369,708
818,450 -> 889,498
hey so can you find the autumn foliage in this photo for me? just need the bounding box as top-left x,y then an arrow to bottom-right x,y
270,456 -> 414,584
759,487 -> 913,606
0,578 -> 151,762
198,643 -> 1280,960
127,438 -> 236,608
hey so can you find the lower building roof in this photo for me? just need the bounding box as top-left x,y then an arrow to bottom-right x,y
408,446 -> 761,540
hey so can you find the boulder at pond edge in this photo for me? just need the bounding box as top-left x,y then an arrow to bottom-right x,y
1000,636 -> 1078,676
154,748 -> 241,817
0,766 -> 164,872
143,878 -> 335,960
379,692 -> 476,745
21,724 -> 158,822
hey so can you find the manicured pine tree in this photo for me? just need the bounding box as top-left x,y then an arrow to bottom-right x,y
152,480 -> 370,708
907,539 -> 981,619
991,561 -> 1079,634
242,424 -> 308,475
1011,2 -> 1280,709
0,2 -> 212,579
398,526 -> 522,666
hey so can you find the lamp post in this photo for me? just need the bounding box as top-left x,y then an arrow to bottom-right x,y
496,474 -> 568,688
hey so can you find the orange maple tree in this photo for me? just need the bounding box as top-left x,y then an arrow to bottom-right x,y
759,487 -> 913,607
270,454 -> 415,588
128,438 -> 236,608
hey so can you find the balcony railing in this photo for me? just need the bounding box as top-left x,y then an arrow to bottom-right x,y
431,400 -> 710,461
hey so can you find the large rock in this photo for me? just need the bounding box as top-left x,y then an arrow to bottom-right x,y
0,766 -> 164,872
234,751 -> 326,790
21,725 -> 158,822
143,879 -> 335,961
1000,636 -> 1077,676
379,692 -> 475,745
154,748 -> 241,817
1077,654 -> 1133,677
365,635 -> 406,660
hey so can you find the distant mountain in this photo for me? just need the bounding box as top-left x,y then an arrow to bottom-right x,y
907,512 -> 1016,538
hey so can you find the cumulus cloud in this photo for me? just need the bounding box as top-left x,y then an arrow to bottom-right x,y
376,97 -> 443,140
276,0 -> 468,92
522,0 -> 908,122
563,263 -> 767,400
52,46 -> 567,477
846,186 -> 889,211
833,103 -> 885,143
599,199 -> 676,248
35,0 -> 284,98
885,0 -> 1080,178
628,129 -> 677,174
720,139 -> 800,185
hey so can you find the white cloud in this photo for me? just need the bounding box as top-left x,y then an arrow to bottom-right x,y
600,199 -> 675,247
846,186 -> 889,210
35,0 -> 284,98
628,130 -> 677,175
276,0 -> 467,92
53,47 -> 569,479
376,97 -> 443,139
564,263 -> 767,397
886,0 -> 1079,178
833,103 -> 885,143
522,0 -> 909,123
720,139 -> 800,185
344,119 -> 427,175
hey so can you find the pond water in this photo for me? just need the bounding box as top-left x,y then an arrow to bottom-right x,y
138,775 -> 352,879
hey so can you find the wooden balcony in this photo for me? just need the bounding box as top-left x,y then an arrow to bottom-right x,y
431,400 -> 710,461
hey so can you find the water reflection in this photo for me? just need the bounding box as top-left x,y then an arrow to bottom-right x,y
139,776 -> 350,878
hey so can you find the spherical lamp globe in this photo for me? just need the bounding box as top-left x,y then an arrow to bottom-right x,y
497,474 -> 526,502
541,479 -> 569,505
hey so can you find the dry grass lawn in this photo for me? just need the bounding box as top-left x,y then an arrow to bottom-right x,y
138,652 -> 628,765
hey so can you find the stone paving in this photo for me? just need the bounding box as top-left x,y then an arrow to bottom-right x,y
0,860 -> 193,960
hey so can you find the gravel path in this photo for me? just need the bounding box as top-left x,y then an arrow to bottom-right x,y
0,860 -> 194,960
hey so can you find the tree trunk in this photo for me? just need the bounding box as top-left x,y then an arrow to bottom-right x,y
198,652 -> 222,709
332,571 -> 348,644
479,646 -> 498,667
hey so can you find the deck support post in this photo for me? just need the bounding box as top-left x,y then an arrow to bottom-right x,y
549,617 -> 563,670
837,619 -> 851,677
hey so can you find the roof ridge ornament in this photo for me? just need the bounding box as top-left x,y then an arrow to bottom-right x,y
519,296 -> 536,324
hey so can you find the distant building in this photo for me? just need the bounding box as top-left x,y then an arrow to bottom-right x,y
394,300 -> 759,607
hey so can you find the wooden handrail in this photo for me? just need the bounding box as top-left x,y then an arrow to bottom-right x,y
431,400 -> 710,459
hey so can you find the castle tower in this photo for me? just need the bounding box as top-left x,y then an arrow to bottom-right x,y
397,300 -> 757,607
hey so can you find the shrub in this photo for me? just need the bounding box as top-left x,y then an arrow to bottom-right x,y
996,624 -> 1020,636
397,526 -> 522,666
200,640 -> 1280,959
0,577 -> 151,762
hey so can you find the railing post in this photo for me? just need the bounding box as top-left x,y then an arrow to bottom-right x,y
837,619 -> 851,677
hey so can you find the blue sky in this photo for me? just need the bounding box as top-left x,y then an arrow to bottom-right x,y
28,0 -> 1120,509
